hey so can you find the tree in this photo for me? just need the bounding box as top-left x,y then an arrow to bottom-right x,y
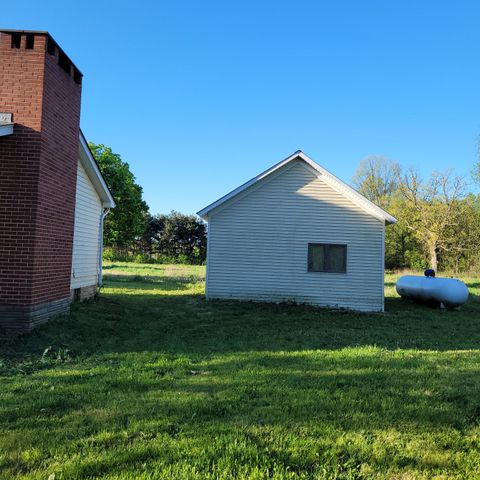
352,156 -> 401,208
89,143 -> 149,250
353,156 -> 409,270
352,152 -> 480,273
471,135 -> 480,187
438,193 -> 480,272
397,169 -> 467,272
140,211 -> 207,264
384,195 -> 422,270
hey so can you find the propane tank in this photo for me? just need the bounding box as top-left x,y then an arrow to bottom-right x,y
396,270 -> 469,308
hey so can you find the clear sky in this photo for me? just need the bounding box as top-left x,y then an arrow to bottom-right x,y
3,1 -> 480,215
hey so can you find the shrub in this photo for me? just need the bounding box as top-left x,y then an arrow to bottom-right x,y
103,247 -> 205,265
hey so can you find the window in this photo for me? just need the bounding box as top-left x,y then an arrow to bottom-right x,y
308,243 -> 347,273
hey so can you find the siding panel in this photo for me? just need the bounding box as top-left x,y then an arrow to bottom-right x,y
71,161 -> 102,289
207,160 -> 385,311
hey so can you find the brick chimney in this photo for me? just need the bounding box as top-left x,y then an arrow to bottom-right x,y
0,30 -> 82,331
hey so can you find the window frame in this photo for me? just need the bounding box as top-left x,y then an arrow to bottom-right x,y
307,243 -> 347,274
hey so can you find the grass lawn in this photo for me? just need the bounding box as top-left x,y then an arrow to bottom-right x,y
1,264 -> 480,479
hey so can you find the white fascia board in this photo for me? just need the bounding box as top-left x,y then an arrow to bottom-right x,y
0,123 -> 14,136
197,150 -> 397,224
78,133 -> 116,208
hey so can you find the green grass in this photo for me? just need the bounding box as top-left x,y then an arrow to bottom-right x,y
1,263 -> 480,479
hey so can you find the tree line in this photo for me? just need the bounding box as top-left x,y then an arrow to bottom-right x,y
91,142 -> 480,272
353,156 -> 480,273
90,143 -> 206,265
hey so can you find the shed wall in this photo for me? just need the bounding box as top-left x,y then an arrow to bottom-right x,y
206,160 -> 385,311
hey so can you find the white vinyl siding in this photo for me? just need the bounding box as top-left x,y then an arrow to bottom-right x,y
71,160 -> 102,289
206,159 -> 385,312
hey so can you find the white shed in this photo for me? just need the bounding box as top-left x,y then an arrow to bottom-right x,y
198,151 -> 396,312
71,133 -> 115,300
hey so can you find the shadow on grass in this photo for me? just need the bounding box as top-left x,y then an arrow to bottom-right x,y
2,272 -> 480,478
3,285 -> 480,366
2,343 -> 480,478
3,348 -> 480,431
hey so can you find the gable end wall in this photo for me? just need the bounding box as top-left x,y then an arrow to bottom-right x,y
206,160 -> 385,312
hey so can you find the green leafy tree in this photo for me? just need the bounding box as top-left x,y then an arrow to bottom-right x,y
352,156 -> 401,208
352,156 -> 409,269
89,143 -> 149,250
352,156 -> 479,273
398,169 -> 467,272
438,193 -> 480,272
140,211 -> 207,264
384,195 -> 422,270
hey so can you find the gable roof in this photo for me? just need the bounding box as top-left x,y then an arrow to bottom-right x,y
78,131 -> 115,208
197,150 -> 396,224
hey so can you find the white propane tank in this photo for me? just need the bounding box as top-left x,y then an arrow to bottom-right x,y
396,275 -> 469,308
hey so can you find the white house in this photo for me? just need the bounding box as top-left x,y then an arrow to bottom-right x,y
71,133 -> 116,300
198,151 -> 396,312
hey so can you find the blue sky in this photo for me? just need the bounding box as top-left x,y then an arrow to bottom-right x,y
3,1 -> 480,214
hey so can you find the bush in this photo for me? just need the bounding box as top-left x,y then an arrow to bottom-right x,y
133,253 -> 156,264
103,247 -> 205,265
137,211 -> 207,264
103,247 -> 130,262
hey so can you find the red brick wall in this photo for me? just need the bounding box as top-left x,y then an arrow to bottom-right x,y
32,37 -> 82,304
0,31 -> 82,310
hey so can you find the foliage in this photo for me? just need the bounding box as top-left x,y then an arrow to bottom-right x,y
352,156 -> 401,208
1,264 -> 480,479
384,196 -> 423,270
137,211 -> 207,264
354,156 -> 480,273
103,247 -> 198,265
396,169 -> 469,272
89,143 -> 149,249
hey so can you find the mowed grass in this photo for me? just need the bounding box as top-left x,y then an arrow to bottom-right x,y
1,264 -> 480,479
